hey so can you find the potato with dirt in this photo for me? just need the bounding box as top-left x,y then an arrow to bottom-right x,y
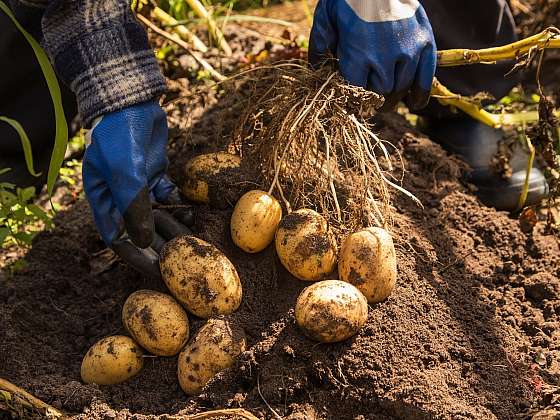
81,336 -> 144,385
295,280 -> 368,343
182,152 -> 241,205
160,235 -> 242,318
177,317 -> 246,395
275,209 -> 337,281
231,190 -> 282,253
122,290 -> 190,356
339,227 -> 397,303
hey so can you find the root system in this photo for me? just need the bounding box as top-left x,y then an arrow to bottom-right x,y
231,61 -> 417,233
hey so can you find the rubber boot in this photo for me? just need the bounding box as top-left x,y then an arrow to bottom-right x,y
421,116 -> 549,211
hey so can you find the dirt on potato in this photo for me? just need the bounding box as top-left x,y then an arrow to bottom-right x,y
1,14 -> 560,420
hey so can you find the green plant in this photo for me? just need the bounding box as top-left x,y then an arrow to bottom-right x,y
0,1 -> 70,248
0,0 -> 68,196
0,176 -> 53,247
0,119 -> 53,247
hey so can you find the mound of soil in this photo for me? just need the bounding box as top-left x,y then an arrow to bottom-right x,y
1,95 -> 560,420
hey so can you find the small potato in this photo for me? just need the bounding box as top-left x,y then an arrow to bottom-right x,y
81,336 -> 143,385
160,235 -> 242,318
182,152 -> 241,204
231,190 -> 282,253
295,280 -> 368,343
275,209 -> 337,281
122,290 -> 190,356
178,318 -> 246,395
338,227 -> 397,303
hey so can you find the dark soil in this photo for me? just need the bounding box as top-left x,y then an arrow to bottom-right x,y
2,11 -> 560,420
2,104 -> 560,419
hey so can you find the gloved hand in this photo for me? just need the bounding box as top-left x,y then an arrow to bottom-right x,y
309,0 -> 437,110
83,100 -> 195,278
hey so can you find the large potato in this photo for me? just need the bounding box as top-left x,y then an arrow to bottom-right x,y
295,280 -> 368,343
160,235 -> 242,318
182,152 -> 241,204
81,336 -> 144,385
178,318 -> 246,395
231,190 -> 282,253
339,227 -> 397,303
122,290 -> 190,356
275,209 -> 337,281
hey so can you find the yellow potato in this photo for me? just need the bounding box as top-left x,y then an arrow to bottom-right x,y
338,227 -> 397,303
160,235 -> 242,318
295,280 -> 368,343
231,190 -> 282,253
122,290 -> 190,356
182,152 -> 241,204
80,336 -> 144,385
275,209 -> 337,281
178,318 -> 246,395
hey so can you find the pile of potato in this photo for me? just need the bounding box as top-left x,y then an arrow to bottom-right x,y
80,152 -> 398,394
81,229 -> 246,394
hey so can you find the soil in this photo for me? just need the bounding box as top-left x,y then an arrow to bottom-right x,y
2,6 -> 560,420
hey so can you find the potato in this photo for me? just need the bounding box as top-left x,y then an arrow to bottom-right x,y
231,190 -> 282,253
160,235 -> 242,318
338,227 -> 397,303
275,209 -> 337,281
178,318 -> 246,395
295,280 -> 368,343
80,336 -> 143,385
122,290 -> 190,356
182,152 -> 241,204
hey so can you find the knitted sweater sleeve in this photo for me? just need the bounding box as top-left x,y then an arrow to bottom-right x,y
9,0 -> 166,126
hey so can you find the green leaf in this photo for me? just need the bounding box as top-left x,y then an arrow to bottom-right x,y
0,0 -> 68,196
28,204 -> 51,223
0,190 -> 17,207
0,168 -> 11,176
12,231 -> 34,245
0,117 -> 40,177
0,227 -> 10,246
18,186 -> 36,203
0,182 -> 16,190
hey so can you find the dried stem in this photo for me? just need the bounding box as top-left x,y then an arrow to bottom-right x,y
184,0 -> 233,56
0,377 -> 64,419
437,26 -> 560,66
137,14 -> 226,82
152,7 -> 208,53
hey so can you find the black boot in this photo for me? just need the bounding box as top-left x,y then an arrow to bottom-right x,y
421,116 -> 549,211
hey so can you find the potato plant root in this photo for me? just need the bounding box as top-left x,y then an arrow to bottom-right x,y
231,62 -> 403,233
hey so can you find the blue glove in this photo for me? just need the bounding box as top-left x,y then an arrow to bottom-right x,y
309,0 -> 437,110
83,100 -> 194,278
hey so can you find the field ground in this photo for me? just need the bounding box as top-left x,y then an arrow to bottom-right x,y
1,2 -> 560,419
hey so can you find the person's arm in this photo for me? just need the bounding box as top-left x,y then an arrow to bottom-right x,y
9,0 -> 194,278
39,0 -> 165,125
309,0 -> 437,111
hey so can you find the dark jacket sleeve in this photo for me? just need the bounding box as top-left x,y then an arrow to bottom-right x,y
9,0 -> 166,126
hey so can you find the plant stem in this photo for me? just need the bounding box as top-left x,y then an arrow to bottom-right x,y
137,14 -> 226,82
517,133 -> 535,210
430,79 -> 559,128
152,7 -> 208,53
438,27 -> 560,66
183,0 -> 233,56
